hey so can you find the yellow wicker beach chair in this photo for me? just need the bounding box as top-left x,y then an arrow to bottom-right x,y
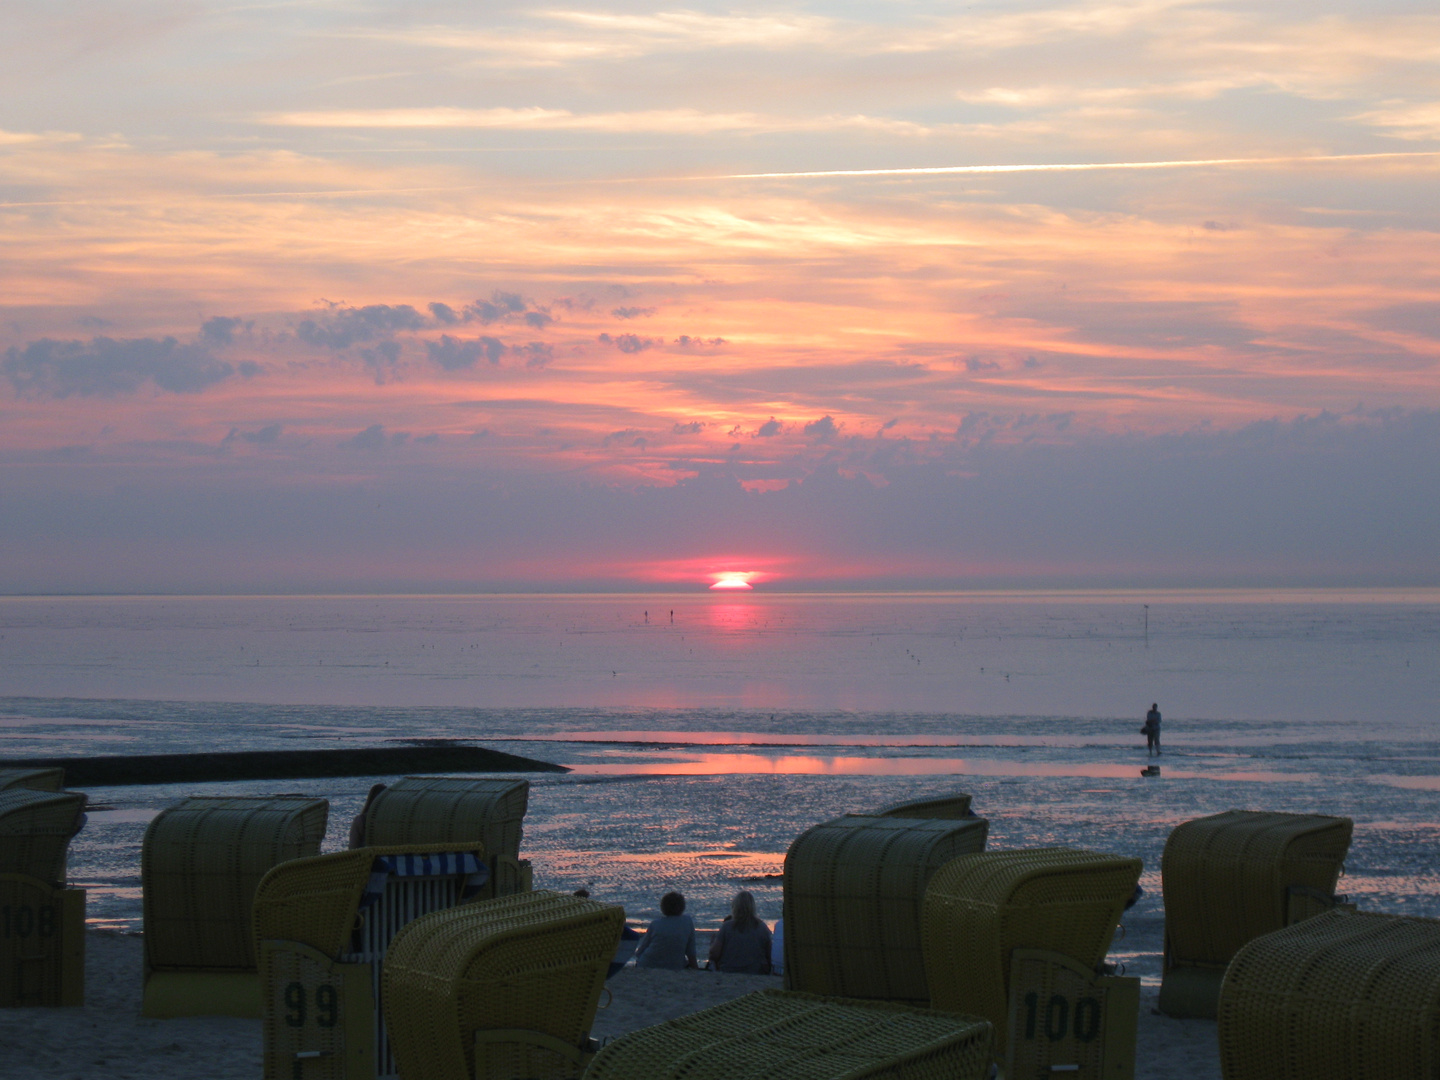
921,847 -> 1142,1063
0,767 -> 65,792
0,872 -> 85,1007
1159,809 -> 1352,1019
363,776 -> 533,897
783,814 -> 990,1005
0,787 -> 87,885
1218,909 -> 1440,1080
1005,949 -> 1139,1080
583,989 -> 994,1080
254,843 -> 497,1080
141,795 -> 328,1018
364,776 -> 528,857
867,792 -> 975,820
0,789 -> 87,1008
383,890 -> 624,1080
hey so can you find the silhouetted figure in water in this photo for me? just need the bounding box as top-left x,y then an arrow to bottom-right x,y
1143,703 -> 1162,756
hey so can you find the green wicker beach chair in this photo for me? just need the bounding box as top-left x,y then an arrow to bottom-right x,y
363,776 -> 533,898
1218,909 -> 1440,1080
254,843 -> 497,1080
383,890 -> 624,1080
1159,809 -> 1352,1019
0,787 -> 87,885
583,989 -> 994,1080
784,813 -> 990,1005
921,847 -> 1142,1064
867,792 -> 975,820
1005,949 -> 1140,1080
0,767 -> 65,793
0,872 -> 85,1007
0,788 -> 87,1008
364,776 -> 528,858
141,794 -> 328,1018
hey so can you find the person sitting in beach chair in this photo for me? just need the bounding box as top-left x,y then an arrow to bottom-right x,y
635,890 -> 697,970
708,891 -> 772,974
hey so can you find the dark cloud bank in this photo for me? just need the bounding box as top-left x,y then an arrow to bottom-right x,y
2,410 -> 1437,593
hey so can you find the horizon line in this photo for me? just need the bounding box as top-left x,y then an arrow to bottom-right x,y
702,149 -> 1440,181
2,586 -> 1439,602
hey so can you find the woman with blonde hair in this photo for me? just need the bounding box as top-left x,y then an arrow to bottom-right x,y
707,890 -> 772,974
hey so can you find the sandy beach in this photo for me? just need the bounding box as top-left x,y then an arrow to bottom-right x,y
0,929 -> 1221,1080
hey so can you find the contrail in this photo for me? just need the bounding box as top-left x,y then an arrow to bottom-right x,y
708,150 -> 1440,181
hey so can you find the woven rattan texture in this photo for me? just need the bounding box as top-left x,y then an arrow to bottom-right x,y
260,940 -> 375,1080
784,815 -> 990,1005
1006,949 -> 1139,1080
252,842 -> 485,960
922,848 -> 1141,1048
1162,810 -> 1352,970
0,788 -> 86,885
142,796 -> 328,972
583,989 -> 994,1080
0,873 -> 85,1007
868,793 -> 974,820
364,777 -> 528,859
383,890 -> 623,1080
1217,909 -> 1440,1080
0,768 -> 65,793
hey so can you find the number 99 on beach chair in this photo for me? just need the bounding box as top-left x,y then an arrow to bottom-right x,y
922,848 -> 1142,1080
0,786 -> 88,1007
254,844 -> 496,1080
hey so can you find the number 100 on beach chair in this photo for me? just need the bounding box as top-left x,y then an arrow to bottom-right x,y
254,844 -> 497,1080
923,848 -> 1142,1080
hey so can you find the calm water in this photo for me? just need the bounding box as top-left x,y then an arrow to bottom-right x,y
2,591 -> 1438,985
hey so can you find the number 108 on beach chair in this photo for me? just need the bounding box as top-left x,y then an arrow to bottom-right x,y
0,785 -> 87,1008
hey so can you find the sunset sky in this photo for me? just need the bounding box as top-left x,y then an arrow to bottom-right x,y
3,0 -> 1438,591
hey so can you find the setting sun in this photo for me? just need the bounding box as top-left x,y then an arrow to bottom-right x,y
709,572 -> 757,590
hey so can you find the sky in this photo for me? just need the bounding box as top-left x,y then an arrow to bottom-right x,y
2,0 -> 1439,592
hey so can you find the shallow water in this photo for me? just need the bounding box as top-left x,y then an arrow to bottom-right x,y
1,591 -> 1437,985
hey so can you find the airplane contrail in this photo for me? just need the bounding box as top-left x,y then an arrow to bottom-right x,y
708,150 -> 1440,180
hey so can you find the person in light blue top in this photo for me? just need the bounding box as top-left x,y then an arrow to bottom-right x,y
635,890 -> 697,969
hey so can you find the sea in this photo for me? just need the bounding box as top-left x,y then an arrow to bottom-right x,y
2,590 -> 1438,986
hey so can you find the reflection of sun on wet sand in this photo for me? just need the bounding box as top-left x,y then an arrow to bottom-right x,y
1,929 -> 1220,1079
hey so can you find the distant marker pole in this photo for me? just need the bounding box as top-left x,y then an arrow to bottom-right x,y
1144,605 -> 1149,648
